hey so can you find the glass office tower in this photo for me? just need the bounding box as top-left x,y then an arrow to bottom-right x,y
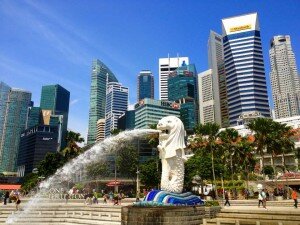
87,59 -> 118,144
104,82 -> 128,138
222,13 -> 270,125
0,87 -> 31,173
135,98 -> 180,129
168,63 -> 198,132
40,84 -> 70,149
137,70 -> 154,101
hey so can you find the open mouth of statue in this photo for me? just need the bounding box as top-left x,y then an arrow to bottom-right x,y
161,129 -> 169,134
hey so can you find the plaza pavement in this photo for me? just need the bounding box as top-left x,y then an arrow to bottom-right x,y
1,198 -> 300,225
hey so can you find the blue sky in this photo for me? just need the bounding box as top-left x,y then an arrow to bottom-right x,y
0,0 -> 300,141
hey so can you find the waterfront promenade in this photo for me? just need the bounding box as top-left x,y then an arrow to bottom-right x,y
1,198 -> 299,225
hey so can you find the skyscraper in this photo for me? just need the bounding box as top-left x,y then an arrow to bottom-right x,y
135,98 -> 180,129
222,13 -> 270,125
198,69 -> 216,124
87,59 -> 118,144
0,86 -> 31,173
27,107 -> 42,128
208,30 -> 229,127
104,82 -> 128,138
270,35 -> 300,118
137,70 -> 154,101
117,110 -> 135,130
0,82 -> 11,142
40,84 -> 70,149
159,56 -> 189,100
17,125 -> 58,176
168,63 -> 198,132
96,119 -> 105,142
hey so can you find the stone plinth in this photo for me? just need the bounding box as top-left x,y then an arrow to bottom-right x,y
121,205 -> 205,225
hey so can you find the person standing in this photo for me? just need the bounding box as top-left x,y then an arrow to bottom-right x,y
15,196 -> 21,210
292,188 -> 298,208
258,190 -> 263,207
261,189 -> 267,209
4,191 -> 9,205
224,191 -> 230,206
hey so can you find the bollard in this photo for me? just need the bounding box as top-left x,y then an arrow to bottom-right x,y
203,219 -> 207,225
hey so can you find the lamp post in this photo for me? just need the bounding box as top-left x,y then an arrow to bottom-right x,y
136,170 -> 140,201
220,172 -> 225,206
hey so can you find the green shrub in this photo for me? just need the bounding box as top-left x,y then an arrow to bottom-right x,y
205,200 -> 220,207
234,180 -> 244,186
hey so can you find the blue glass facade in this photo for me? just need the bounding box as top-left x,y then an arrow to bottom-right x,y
0,82 -> 11,143
27,107 -> 42,128
168,64 -> 198,131
87,59 -> 118,144
222,14 -> 270,125
135,98 -> 180,129
105,82 -> 128,137
40,84 -> 70,149
17,125 -> 58,176
137,70 -> 154,101
0,88 -> 31,173
117,110 -> 135,130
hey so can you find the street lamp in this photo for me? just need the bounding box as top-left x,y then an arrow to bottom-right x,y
220,172 -> 225,206
136,138 -> 140,201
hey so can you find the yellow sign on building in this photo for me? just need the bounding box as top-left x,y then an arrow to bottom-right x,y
230,24 -> 252,32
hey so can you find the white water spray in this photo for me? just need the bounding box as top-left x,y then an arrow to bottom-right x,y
6,129 -> 158,224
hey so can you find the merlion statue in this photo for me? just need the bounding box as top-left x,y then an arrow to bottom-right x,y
140,116 -> 203,205
157,116 -> 186,193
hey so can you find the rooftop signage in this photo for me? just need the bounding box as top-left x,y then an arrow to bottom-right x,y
230,24 -> 251,32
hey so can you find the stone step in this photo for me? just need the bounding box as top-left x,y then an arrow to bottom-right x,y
217,213 -> 300,221
203,218 -> 300,225
220,209 -> 300,216
2,217 -> 121,225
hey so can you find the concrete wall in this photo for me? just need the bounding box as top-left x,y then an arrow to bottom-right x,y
121,205 -> 205,225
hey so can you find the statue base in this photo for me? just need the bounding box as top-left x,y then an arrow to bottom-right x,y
135,190 -> 204,206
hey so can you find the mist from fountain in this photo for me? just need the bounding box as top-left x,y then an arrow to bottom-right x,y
6,129 -> 158,224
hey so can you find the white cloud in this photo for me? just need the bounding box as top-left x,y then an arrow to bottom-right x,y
70,99 -> 80,106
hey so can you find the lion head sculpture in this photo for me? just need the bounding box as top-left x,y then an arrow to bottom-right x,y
157,116 -> 186,160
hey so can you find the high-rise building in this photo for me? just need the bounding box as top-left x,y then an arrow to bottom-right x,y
135,98 -> 180,129
0,82 -> 11,142
104,82 -> 128,138
222,13 -> 270,125
168,63 -> 198,132
17,125 -> 58,176
137,70 -> 154,101
198,69 -> 216,124
159,56 -> 189,100
27,107 -> 42,128
270,35 -> 300,118
208,30 -> 229,127
96,119 -> 105,142
87,59 -> 118,144
40,84 -> 70,149
118,110 -> 135,130
0,87 -> 31,173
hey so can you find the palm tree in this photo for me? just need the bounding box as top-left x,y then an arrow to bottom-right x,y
267,122 -> 294,173
236,137 -> 256,190
194,122 -> 220,197
247,118 -> 274,179
218,128 -> 240,181
62,131 -> 85,160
